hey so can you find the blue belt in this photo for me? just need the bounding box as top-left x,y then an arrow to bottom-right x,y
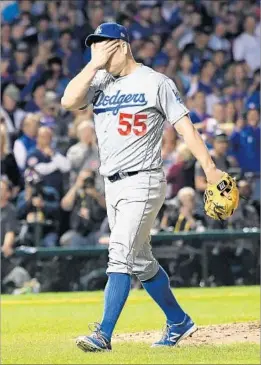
108,171 -> 139,183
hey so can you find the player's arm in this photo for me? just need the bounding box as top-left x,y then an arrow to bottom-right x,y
174,116 -> 223,184
157,79 -> 224,184
61,40 -> 119,110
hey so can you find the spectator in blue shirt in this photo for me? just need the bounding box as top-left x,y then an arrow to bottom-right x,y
24,84 -> 46,113
230,107 -> 260,173
26,126 -> 71,196
56,30 -> 83,77
246,68 -> 260,110
151,3 -> 170,36
189,91 -> 210,124
44,57 -> 70,97
129,5 -> 154,40
198,60 -> 216,95
183,26 -> 213,66
37,14 -> 57,43
208,20 -> 231,52
212,50 -> 226,88
8,42 -> 30,86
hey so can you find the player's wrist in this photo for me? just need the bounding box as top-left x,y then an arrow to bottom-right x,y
205,168 -> 225,185
87,61 -> 100,73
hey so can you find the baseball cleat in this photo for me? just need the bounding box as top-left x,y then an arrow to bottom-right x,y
151,314 -> 197,347
76,323 -> 112,352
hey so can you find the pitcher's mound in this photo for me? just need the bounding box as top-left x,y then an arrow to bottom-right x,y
114,321 -> 260,345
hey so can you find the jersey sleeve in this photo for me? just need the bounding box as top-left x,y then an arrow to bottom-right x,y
157,78 -> 189,125
79,70 -> 106,110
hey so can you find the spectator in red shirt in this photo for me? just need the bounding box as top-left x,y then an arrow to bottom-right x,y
166,143 -> 195,199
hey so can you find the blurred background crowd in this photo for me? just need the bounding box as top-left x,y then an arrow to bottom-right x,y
1,0 -> 260,292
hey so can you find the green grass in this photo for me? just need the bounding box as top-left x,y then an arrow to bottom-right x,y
1,286 -> 260,364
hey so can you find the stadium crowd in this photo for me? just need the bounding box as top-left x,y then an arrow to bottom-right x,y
1,0 -> 260,291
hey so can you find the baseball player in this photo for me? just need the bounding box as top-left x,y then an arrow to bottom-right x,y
62,23 -> 238,351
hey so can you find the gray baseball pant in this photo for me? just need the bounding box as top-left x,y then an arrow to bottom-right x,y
105,169 -> 167,281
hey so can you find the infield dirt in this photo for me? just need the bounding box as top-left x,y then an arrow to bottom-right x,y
114,321 -> 260,345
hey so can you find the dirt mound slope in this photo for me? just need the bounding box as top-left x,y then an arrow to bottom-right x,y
114,321 -> 260,345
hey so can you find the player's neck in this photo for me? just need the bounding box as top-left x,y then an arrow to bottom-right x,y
118,59 -> 141,77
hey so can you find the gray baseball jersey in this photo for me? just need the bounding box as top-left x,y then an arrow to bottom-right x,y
81,64 -> 189,280
83,65 -> 189,176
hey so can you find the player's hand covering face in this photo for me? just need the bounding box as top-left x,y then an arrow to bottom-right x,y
91,40 -> 119,70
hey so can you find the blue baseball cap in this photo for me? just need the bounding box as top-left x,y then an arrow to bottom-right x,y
85,22 -> 129,47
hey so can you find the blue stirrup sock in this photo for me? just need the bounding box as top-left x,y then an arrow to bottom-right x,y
100,273 -> 131,341
141,266 -> 186,324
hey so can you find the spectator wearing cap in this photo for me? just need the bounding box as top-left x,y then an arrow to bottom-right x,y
183,26 -> 213,71
195,131 -> 236,195
225,12 -> 241,41
26,126 -> 71,195
13,113 -> 39,172
0,84 -> 26,143
152,53 -> 169,74
0,124 -> 21,193
37,14 -> 56,43
230,106 -> 260,173
233,15 -> 260,72
8,42 -> 30,85
66,120 -> 101,187
24,84 -> 46,113
208,20 -> 231,52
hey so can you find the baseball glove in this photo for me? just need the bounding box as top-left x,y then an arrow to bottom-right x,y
204,172 -> 239,220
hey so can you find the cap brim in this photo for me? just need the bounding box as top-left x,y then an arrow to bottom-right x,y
85,34 -> 119,47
